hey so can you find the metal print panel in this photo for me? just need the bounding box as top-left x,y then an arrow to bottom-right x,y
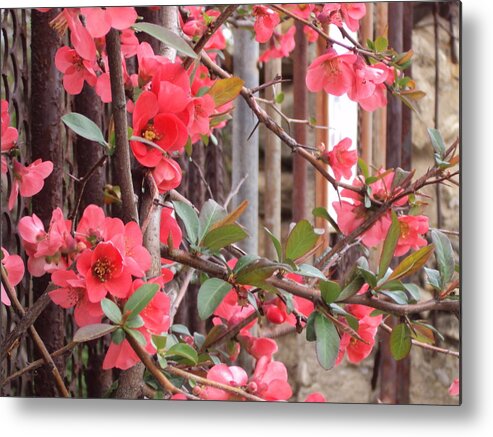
0,2 -> 460,404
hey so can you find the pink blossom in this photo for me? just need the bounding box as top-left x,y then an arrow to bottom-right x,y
306,48 -> 357,96
8,158 -> 53,210
76,242 -> 132,302
325,137 -> 358,180
81,7 -> 137,38
55,46 -> 97,95
341,3 -> 367,31
253,6 -> 280,43
1,248 -> 24,306
239,332 -> 278,361
249,356 -> 292,401
395,215 -> 429,257
449,378 -> 459,396
152,158 -> 183,194
200,364 -> 249,400
305,392 -> 327,402
49,269 -> 103,327
1,100 -> 18,173
259,26 -> 296,63
160,207 -> 183,249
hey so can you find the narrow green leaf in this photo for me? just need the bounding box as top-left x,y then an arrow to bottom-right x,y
152,335 -> 167,351
173,201 -> 199,245
403,283 -> 421,303
125,328 -> 147,347
337,276 -> 365,301
101,298 -> 122,324
319,280 -> 341,305
73,323 -> 116,343
235,259 -> 281,285
62,113 -> 107,147
124,283 -> 160,319
390,323 -> 412,360
132,22 -> 197,59
198,199 -> 227,243
388,245 -> 435,282
233,255 -> 259,274
378,211 -> 401,279
296,263 -> 326,280
424,267 -> 441,290
170,324 -> 191,337
314,312 -> 340,370
197,278 -> 232,320
125,315 -> 144,329
264,227 -> 283,262
208,76 -> 245,107
112,328 -> 125,345
305,312 -> 317,342
431,229 -> 455,287
285,220 -> 319,262
379,290 -> 409,305
427,128 -> 446,159
166,343 -> 198,365
202,224 -> 248,252
374,35 -> 388,52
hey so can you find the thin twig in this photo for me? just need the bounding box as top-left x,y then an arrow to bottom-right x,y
1,267 -> 70,397
170,268 -> 194,322
224,173 -> 248,209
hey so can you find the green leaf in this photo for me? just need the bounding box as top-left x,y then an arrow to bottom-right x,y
152,335 -> 167,351
197,278 -> 232,320
275,92 -> 285,104
170,324 -> 191,337
285,220 -> 319,262
312,207 -> 339,230
173,201 -> 199,245
112,328 -> 125,345
166,343 -> 198,365
330,304 -> 359,331
208,76 -> 245,107
198,199 -> 227,243
264,227 -> 283,262
431,229 -> 455,287
62,113 -> 107,147
132,22 -> 197,59
359,267 -> 377,288
403,283 -> 421,303
305,312 -> 317,342
358,158 -> 369,179
374,35 -> 388,52
202,224 -> 248,252
388,245 -> 435,282
319,280 -> 341,305
337,276 -> 365,301
101,298 -> 122,324
378,211 -> 401,279
124,283 -> 160,320
235,259 -> 281,285
427,128 -> 446,159
390,323 -> 412,360
125,328 -> 147,347
424,267 -> 441,290
233,255 -> 259,274
379,290 -> 409,305
126,315 -> 144,329
73,323 -> 116,343
296,264 -> 326,280
314,312 -> 340,370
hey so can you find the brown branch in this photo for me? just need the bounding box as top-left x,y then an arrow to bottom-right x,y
203,312 -> 259,350
160,246 -> 459,317
165,366 -> 265,401
380,323 -> 459,358
0,291 -> 52,362
183,5 -> 238,70
1,267 -> 70,397
1,341 -> 77,387
106,28 -> 138,223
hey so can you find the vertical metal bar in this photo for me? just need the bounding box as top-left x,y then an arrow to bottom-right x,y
292,21 -> 308,222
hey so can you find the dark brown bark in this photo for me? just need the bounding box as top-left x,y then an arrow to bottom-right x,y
74,83 -> 105,210
292,20 -> 308,222
30,8 -> 66,397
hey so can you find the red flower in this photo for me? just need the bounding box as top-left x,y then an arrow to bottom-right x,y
8,158 -> 53,210
239,332 -> 279,361
200,364 -> 248,400
395,215 -> 429,257
249,356 -> 292,401
160,207 -> 183,249
253,6 -> 280,43
81,7 -> 137,38
76,242 -> 132,302
305,392 -> 327,402
49,269 -> 103,327
1,248 -> 24,306
152,157 -> 183,193
306,48 -> 357,96
1,100 -> 18,173
449,378 -> 459,396
340,3 -> 367,31
325,137 -> 358,181
55,46 -> 97,95
259,26 -> 296,63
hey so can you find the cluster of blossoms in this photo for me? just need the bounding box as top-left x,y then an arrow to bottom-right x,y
16,204 -> 172,370
1,100 -> 53,211
333,170 -> 430,255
